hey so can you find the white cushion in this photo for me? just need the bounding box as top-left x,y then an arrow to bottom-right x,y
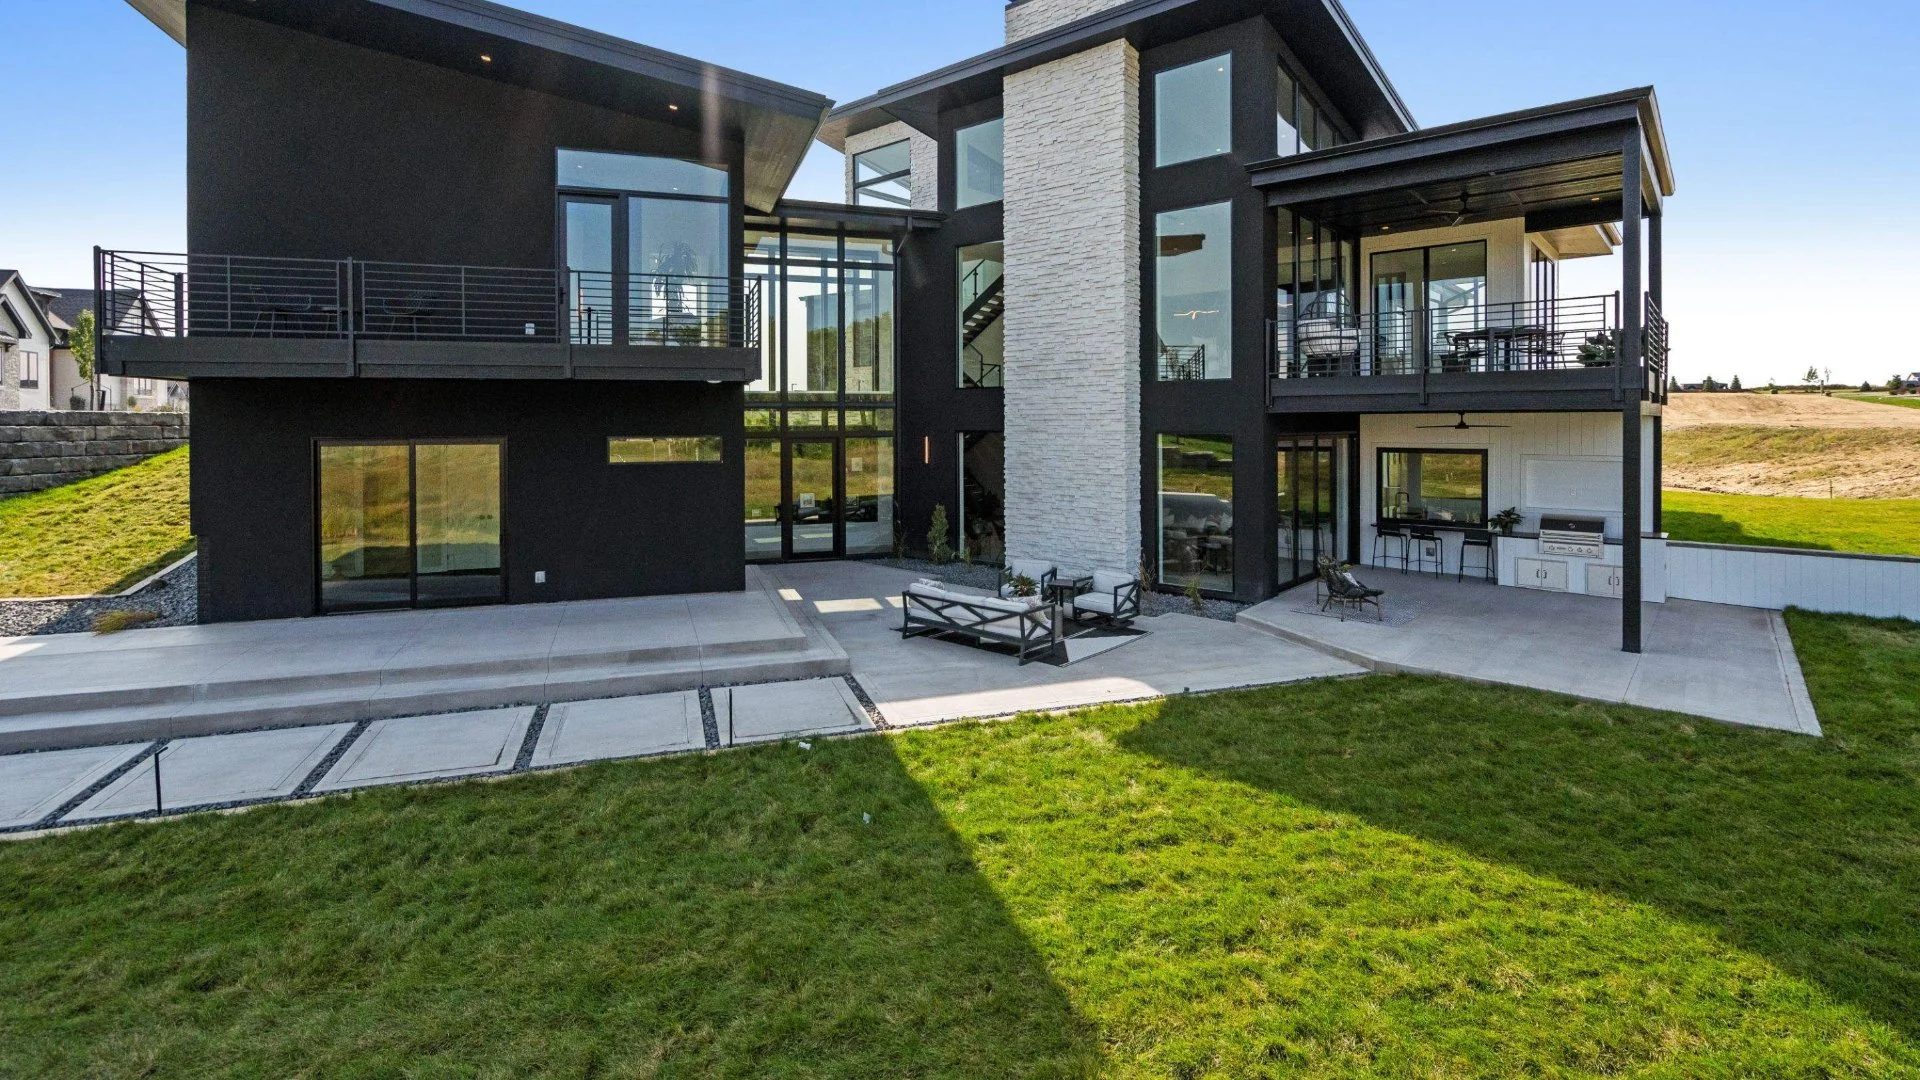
1004,558 -> 1054,582
1090,568 -> 1134,593
1073,592 -> 1119,614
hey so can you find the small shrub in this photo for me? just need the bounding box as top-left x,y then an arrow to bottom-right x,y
1184,578 -> 1204,613
926,503 -> 954,565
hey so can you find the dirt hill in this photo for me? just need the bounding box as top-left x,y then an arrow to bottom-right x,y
1663,393 -> 1920,498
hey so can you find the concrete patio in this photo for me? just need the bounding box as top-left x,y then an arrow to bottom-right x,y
1239,572 -> 1821,735
759,561 -> 1363,727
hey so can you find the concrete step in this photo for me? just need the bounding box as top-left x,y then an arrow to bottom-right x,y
0,628 -> 811,720
0,637 -> 849,754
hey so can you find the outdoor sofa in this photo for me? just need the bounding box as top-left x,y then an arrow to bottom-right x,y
901,580 -> 1056,664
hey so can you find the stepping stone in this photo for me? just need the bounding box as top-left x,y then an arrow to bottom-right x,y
311,707 -> 534,793
718,678 -> 872,745
68,725 -> 354,820
0,743 -> 147,829
531,692 -> 703,766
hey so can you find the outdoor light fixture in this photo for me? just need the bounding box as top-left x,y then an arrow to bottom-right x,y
479,53 -> 492,62
668,104 -> 680,111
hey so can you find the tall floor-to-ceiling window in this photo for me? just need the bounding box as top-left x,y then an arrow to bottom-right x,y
958,240 -> 1004,388
1155,202 -> 1233,380
1274,209 -> 1356,377
742,225 -> 898,560
1371,242 -> 1487,374
1158,434 -> 1235,593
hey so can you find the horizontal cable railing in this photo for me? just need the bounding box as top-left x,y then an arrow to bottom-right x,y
1276,294 -> 1630,379
99,250 -> 759,349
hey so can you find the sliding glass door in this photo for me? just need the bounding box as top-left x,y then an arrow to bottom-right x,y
317,440 -> 504,613
1277,435 -> 1351,588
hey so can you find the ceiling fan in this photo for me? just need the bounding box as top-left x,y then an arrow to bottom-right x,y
1417,412 -> 1510,431
1408,188 -> 1474,228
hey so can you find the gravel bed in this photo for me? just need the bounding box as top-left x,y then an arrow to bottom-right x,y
876,557 -> 1248,622
0,556 -> 198,637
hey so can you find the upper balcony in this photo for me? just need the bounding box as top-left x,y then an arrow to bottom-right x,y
1249,87 -> 1675,414
1274,291 -> 1669,412
95,249 -> 762,383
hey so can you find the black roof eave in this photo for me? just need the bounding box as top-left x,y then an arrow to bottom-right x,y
126,0 -> 834,212
819,0 -> 1413,150
753,199 -> 948,234
1248,87 -> 1676,207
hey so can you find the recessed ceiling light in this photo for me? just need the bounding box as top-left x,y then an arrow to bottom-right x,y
479,53 -> 492,62
668,103 -> 680,111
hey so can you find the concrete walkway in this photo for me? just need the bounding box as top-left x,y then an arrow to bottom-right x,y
1238,573 -> 1821,735
760,561 -> 1363,727
0,567 -> 846,753
1,676 -> 878,833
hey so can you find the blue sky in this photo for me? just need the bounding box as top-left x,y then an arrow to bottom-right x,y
5,0 -> 1917,384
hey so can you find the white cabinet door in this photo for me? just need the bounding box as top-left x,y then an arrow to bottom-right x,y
1516,557 -> 1568,592
1586,562 -> 1624,598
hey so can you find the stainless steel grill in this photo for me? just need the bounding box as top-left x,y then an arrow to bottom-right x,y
1538,515 -> 1606,558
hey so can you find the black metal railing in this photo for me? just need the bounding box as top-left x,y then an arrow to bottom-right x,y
98,250 -> 759,349
1643,294 -> 1670,401
1275,294 -> 1631,379
1157,344 -> 1207,381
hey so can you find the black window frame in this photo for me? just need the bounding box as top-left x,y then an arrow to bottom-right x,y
1154,52 -> 1234,168
851,139 -> 913,209
1375,447 -> 1489,527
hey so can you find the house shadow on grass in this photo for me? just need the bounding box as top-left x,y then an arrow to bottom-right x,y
1117,634 -> 1920,1044
0,737 -> 1098,1078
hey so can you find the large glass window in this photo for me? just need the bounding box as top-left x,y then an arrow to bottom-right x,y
1378,449 -> 1487,525
1156,54 -> 1232,167
845,267 -> 894,399
1155,202 -> 1233,380
318,441 -> 503,613
958,240 -> 1005,388
954,118 -> 1004,209
1371,241 -> 1487,373
628,196 -> 729,346
744,439 -> 782,561
608,437 -> 723,463
556,150 -> 727,196
843,437 -> 895,555
784,265 -> 839,401
1275,64 -> 1345,156
1158,435 -> 1235,593
960,431 -> 1006,563
852,140 -> 912,208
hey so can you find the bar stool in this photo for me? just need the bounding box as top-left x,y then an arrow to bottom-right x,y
1458,528 -> 1495,583
1406,525 -> 1442,576
1371,523 -> 1410,572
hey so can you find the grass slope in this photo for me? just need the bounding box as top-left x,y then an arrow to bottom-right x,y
1663,488 -> 1920,556
3,612 -> 1918,1076
0,446 -> 193,597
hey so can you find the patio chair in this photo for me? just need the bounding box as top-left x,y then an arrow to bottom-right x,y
1317,556 -> 1384,622
998,558 -> 1057,601
1068,568 -> 1141,627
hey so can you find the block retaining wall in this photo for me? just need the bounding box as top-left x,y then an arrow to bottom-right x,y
0,411 -> 189,496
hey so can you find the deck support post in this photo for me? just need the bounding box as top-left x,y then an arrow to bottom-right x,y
1619,130 -> 1645,654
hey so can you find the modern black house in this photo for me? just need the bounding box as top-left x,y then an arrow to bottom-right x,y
105,0 -> 1673,650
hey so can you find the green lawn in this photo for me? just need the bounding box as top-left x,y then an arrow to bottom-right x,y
1663,488 -> 1920,556
4,611 -> 1918,1076
0,446 -> 193,596
1841,393 -> 1920,411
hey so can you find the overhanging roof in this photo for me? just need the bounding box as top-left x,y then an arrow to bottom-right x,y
818,0 -> 1414,151
125,0 -> 833,212
1248,87 -> 1675,234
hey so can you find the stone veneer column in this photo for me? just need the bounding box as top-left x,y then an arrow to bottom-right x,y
1005,0 -> 1129,42
1000,38 -> 1140,573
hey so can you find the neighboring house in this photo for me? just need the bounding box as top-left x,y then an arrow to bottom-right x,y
0,270 -> 59,411
103,0 -> 1673,653
31,284 -> 187,411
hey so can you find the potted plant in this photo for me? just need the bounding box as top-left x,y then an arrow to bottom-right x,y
1008,573 -> 1039,600
1490,507 -> 1522,536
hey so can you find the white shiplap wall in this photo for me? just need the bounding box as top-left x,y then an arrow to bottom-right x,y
1667,544 -> 1920,620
